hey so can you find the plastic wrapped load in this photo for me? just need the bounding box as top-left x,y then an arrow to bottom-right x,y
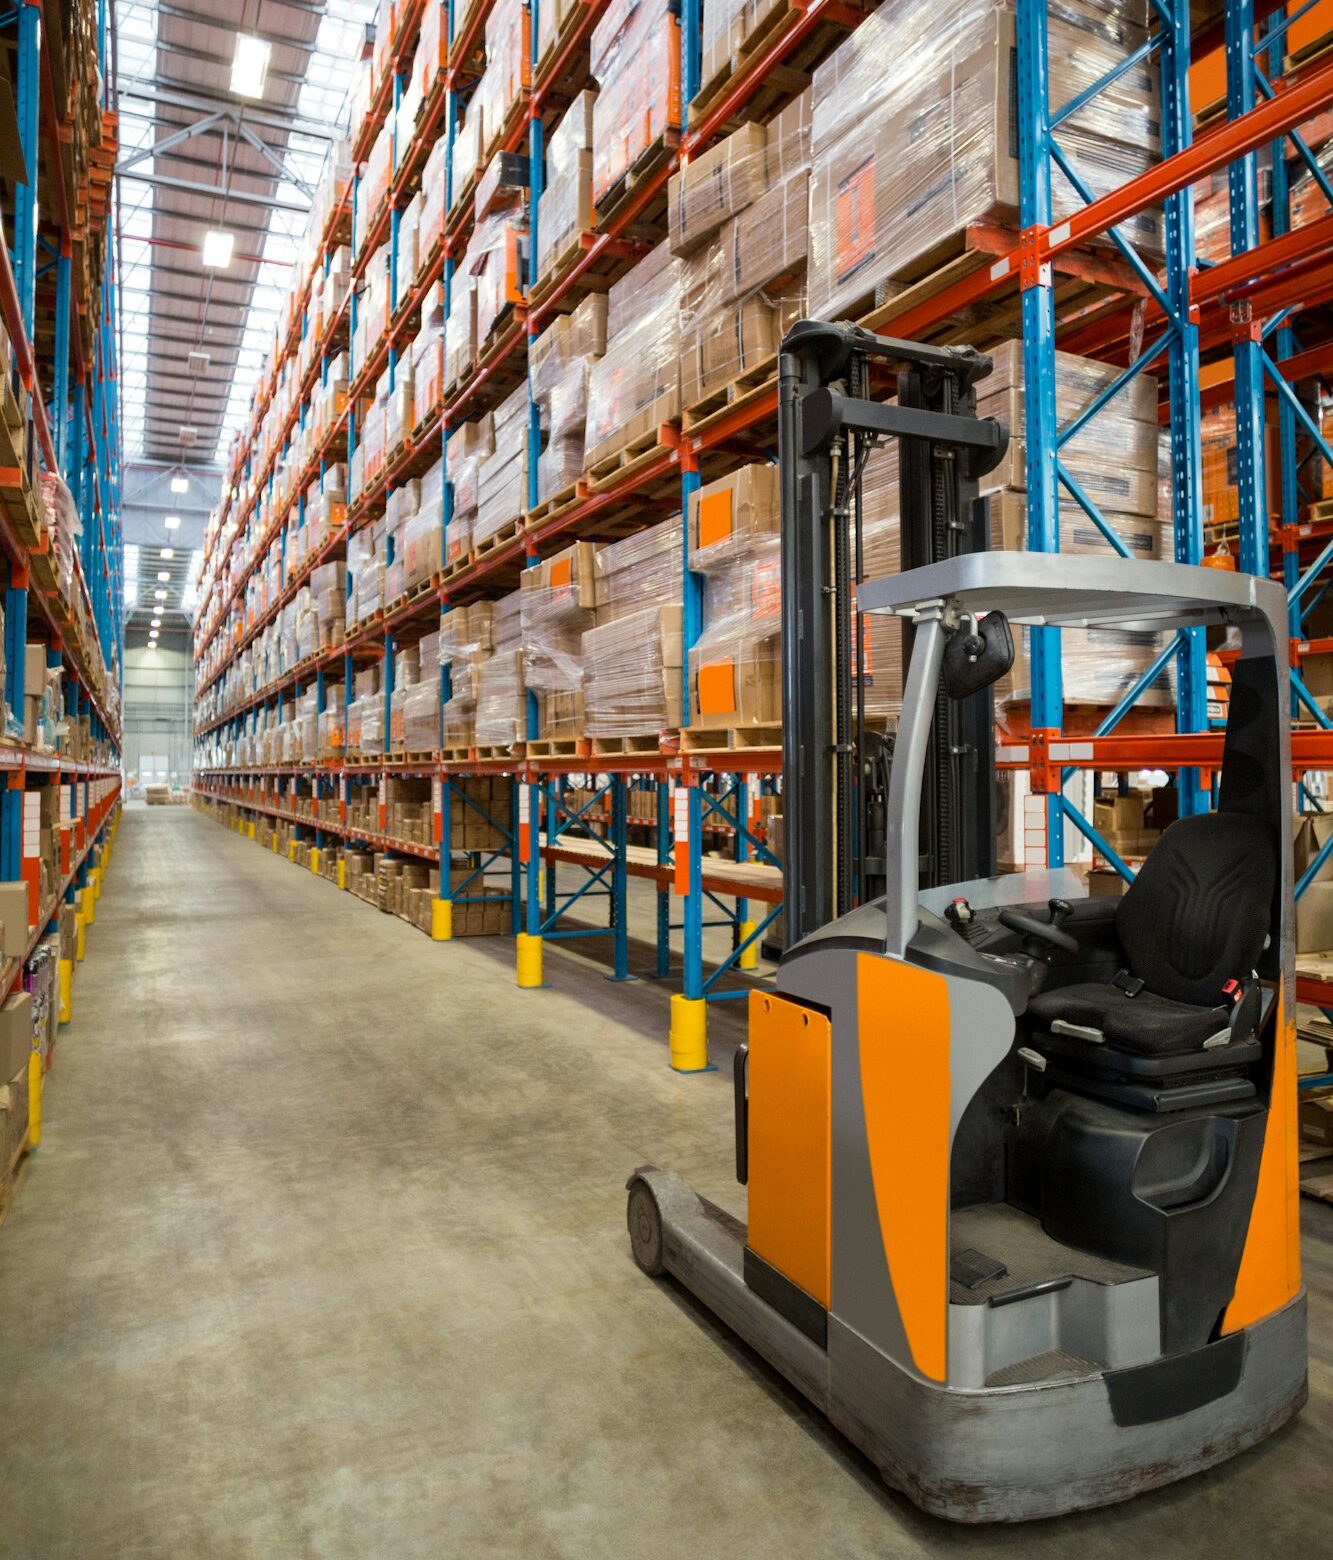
446,413 -> 494,567
475,385 -> 529,546
808,0 -> 1162,320
520,543 -> 597,738
537,91 -> 595,282
440,605 -> 491,749
530,294 -> 606,504
582,606 -> 683,738
582,519 -> 684,737
590,0 -> 681,210
466,206 -> 526,348
668,122 -> 767,257
687,464 -> 782,731
473,649 -> 526,748
584,244 -> 681,468
976,339 -> 1162,520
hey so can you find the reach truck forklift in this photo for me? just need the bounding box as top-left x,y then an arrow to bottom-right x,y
626,322 -> 1306,1522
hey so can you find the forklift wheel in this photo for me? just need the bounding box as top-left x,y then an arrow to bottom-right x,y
627,1178 -> 665,1276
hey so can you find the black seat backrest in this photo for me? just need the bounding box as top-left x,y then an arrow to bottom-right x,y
1114,812 -> 1276,1007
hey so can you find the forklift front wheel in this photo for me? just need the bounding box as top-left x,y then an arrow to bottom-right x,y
627,1176 -> 665,1277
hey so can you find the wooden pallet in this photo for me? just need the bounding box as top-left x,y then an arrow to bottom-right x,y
1306,497 -> 1333,526
593,131 -> 679,238
589,733 -> 664,756
526,480 -> 587,532
473,743 -> 526,760
852,222 -> 1132,355
687,0 -> 872,131
472,516 -> 524,561
684,356 -> 778,438
584,423 -> 680,496
681,723 -> 782,754
526,735 -> 592,758
440,745 -> 476,763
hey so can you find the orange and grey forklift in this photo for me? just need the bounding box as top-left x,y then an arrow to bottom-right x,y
627,322 -> 1306,1522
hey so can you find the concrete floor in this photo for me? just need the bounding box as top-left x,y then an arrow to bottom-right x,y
0,803 -> 1330,1559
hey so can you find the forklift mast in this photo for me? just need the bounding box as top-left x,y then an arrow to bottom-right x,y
776,321 -> 1010,946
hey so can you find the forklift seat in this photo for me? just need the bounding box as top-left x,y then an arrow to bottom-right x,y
1026,811 -> 1276,1062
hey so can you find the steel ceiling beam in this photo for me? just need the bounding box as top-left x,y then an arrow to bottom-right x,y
118,110 -> 228,172
117,167 -> 311,213
235,120 -> 314,200
118,80 -> 336,142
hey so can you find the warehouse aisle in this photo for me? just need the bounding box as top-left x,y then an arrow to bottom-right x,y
0,805 -> 1330,1560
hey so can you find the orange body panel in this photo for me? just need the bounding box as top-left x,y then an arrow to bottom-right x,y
747,991 -> 831,1308
856,954 -> 951,1383
1223,984 -> 1303,1332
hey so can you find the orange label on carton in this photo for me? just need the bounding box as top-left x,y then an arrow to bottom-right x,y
836,158 -> 876,284
550,557 -> 572,590
698,490 -> 734,550
699,660 -> 738,717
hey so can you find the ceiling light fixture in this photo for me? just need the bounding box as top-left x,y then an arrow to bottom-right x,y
160,548 -> 174,559
157,571 -> 170,582
150,618 -> 162,628
201,230 -> 234,269
170,475 -> 189,494
231,34 -> 271,99
154,589 -> 167,600
164,515 -> 181,530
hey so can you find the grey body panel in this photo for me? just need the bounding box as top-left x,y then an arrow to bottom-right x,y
637,1168 -> 1307,1523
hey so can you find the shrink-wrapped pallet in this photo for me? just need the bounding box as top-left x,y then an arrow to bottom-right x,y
590,0 -> 681,210
520,543 -> 597,738
584,244 -> 681,468
686,465 -> 782,731
582,519 -> 684,737
536,92 -> 595,282
808,0 -> 1161,320
530,294 -> 606,503
475,385 -> 529,546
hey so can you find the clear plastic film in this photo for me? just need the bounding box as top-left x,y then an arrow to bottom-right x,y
537,91 -> 595,281
473,648 -> 526,747
590,0 -> 681,208
484,0 -> 530,131
459,205 -> 525,350
582,605 -> 683,737
808,0 -> 1161,321
668,122 -> 767,256
584,248 -> 681,466
475,384 -> 529,545
592,516 -> 683,622
687,464 -> 782,731
975,340 -> 1162,522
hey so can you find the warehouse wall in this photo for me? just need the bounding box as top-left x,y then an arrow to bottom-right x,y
123,642 -> 193,787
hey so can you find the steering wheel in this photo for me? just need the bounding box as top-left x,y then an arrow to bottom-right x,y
998,908 -> 1079,957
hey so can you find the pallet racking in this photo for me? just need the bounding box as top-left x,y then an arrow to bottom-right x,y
191,0 -> 1333,1075
0,0 -> 125,1165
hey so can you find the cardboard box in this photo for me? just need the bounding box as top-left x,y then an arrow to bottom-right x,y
0,1061 -> 28,1168
0,991 -> 31,1083
688,462 -> 779,556
0,881 -> 28,958
1299,1091 -> 1333,1150
668,122 -> 767,256
681,294 -> 776,409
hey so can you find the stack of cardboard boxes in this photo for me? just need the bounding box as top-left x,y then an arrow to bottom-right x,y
673,96 -> 810,411
530,295 -> 605,504
581,520 -> 684,741
808,0 -> 1160,321
520,542 -> 597,742
686,464 -> 781,733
